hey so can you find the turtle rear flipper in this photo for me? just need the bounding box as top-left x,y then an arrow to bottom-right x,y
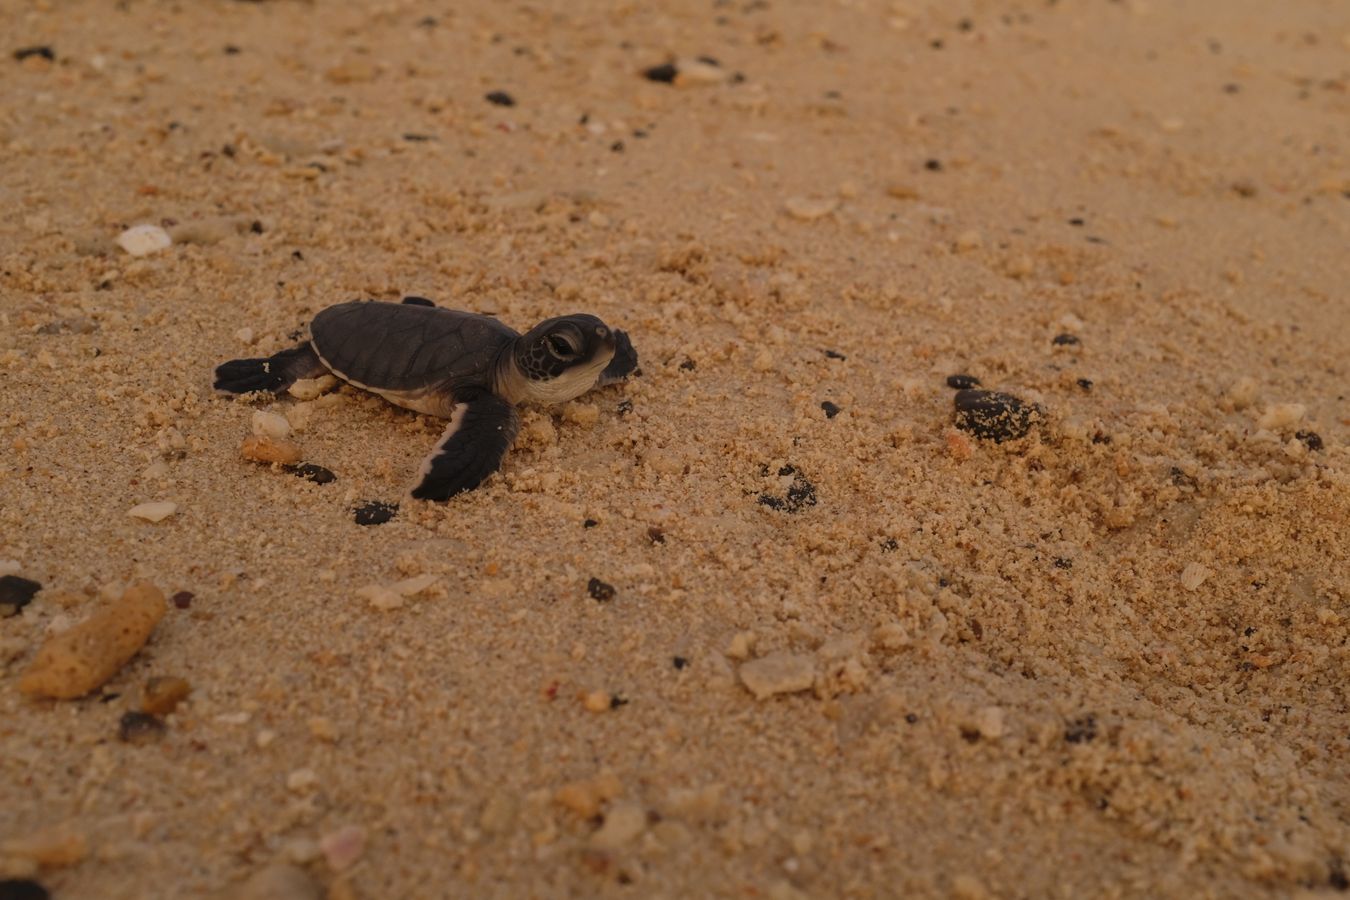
214,342 -> 326,394
411,390 -> 520,501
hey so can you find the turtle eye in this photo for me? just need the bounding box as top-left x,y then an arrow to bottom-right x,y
546,334 -> 578,357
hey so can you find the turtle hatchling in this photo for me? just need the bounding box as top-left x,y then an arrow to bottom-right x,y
214,297 -> 638,500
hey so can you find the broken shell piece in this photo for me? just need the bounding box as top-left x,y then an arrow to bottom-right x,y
240,435 -> 303,466
115,224 -> 173,257
127,501 -> 178,523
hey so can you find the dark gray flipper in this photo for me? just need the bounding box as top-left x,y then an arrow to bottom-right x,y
411,390 -> 520,501
213,342 -> 326,394
596,329 -> 638,387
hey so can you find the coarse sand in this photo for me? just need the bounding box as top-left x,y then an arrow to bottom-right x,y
1,1 -> 1348,898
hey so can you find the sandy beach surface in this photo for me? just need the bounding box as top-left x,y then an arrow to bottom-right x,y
2,1 -> 1348,897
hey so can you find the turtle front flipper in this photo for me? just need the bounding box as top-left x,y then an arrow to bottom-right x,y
214,342 -> 326,394
595,329 -> 638,387
411,390 -> 520,501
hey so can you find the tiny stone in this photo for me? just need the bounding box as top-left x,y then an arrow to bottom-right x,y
127,501 -> 178,523
1076,378 -> 1094,390
171,591 -> 193,609
234,327 -> 255,345
643,62 -> 678,83
739,651 -> 816,700
953,390 -> 1042,443
820,401 -> 841,418
672,656 -> 688,669
287,375 -> 337,401
357,584 -> 404,611
971,706 -> 1005,740
924,159 -> 943,171
1257,403 -> 1306,430
647,526 -> 666,544
591,803 -> 647,850
583,690 -> 612,712
141,676 -> 191,716
0,576 -> 40,617
353,501 -> 397,526
290,463 -> 336,484
946,374 -> 980,389
583,518 -> 598,528
823,349 -> 846,360
240,435 -> 303,466
1051,333 -> 1080,346
250,411 -> 291,440
115,224 -> 173,257
286,769 -> 319,794
1295,430 -> 1323,451
484,90 -> 515,107
587,578 -> 615,602
13,46 -> 55,62
118,711 -> 165,745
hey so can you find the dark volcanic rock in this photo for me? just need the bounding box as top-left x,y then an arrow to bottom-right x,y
353,501 -> 398,526
945,374 -> 980,390
953,389 -> 1042,442
0,575 -> 40,616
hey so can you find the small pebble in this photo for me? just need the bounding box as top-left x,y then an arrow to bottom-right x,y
820,401 -> 841,419
1295,430 -> 1323,451
946,374 -> 980,389
924,158 -> 943,171
250,410 -> 291,440
591,803 -> 647,850
240,435 -> 303,466
583,690 -> 612,712
117,711 -> 165,745
587,578 -> 615,602
784,196 -> 839,221
970,706 -> 1006,740
141,676 -> 191,715
127,501 -> 178,523
484,90 -> 515,107
739,651 -> 816,700
13,46 -> 55,62
115,224 -> 173,258
643,62 -> 678,83
953,390 -> 1042,443
0,575 -> 41,617
1257,403 -> 1306,430
353,501 -> 397,526
1051,333 -> 1080,346
356,584 -> 404,611
290,463 -> 336,484
171,591 -> 193,609
1076,378 -> 1094,390
0,882 -> 49,900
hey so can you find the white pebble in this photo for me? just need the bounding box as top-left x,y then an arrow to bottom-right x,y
1180,563 -> 1212,591
234,327 -> 256,345
288,375 -> 337,401
115,224 -> 173,257
251,410 -> 292,440
784,196 -> 839,221
972,706 -> 1006,740
127,501 -> 178,523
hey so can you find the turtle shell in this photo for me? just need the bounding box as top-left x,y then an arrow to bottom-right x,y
310,301 -> 518,394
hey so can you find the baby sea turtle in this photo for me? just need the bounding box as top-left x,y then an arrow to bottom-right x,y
214,297 -> 637,500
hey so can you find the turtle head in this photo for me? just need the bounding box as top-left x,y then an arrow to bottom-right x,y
506,314 -> 617,405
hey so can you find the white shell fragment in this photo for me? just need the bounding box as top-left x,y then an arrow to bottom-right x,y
127,501 -> 178,523
739,651 -> 816,700
1180,563 -> 1212,591
251,410 -> 292,440
115,224 -> 173,257
784,196 -> 839,221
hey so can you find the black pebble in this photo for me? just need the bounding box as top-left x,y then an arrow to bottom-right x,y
0,575 -> 40,617
1296,430 -> 1323,451
353,501 -> 397,526
821,401 -> 841,419
13,46 -> 54,62
609,694 -> 629,709
583,518 -> 598,528
610,140 -> 625,153
953,389 -> 1042,442
1051,333 -> 1080,346
924,158 -> 942,171
0,880 -> 50,900
485,90 -> 515,107
823,349 -> 846,360
249,220 -> 264,234
118,711 -> 165,745
679,358 -> 696,371
904,713 -> 919,724
1053,557 -> 1073,569
172,591 -> 193,609
223,44 -> 241,55
1068,217 -> 1085,226
758,468 -> 818,513
946,374 -> 980,390
880,538 -> 899,552
291,463 -> 336,484
1076,378 -> 1093,390
643,63 -> 679,83
1065,714 -> 1097,744
587,578 -> 616,601
672,656 -> 688,669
